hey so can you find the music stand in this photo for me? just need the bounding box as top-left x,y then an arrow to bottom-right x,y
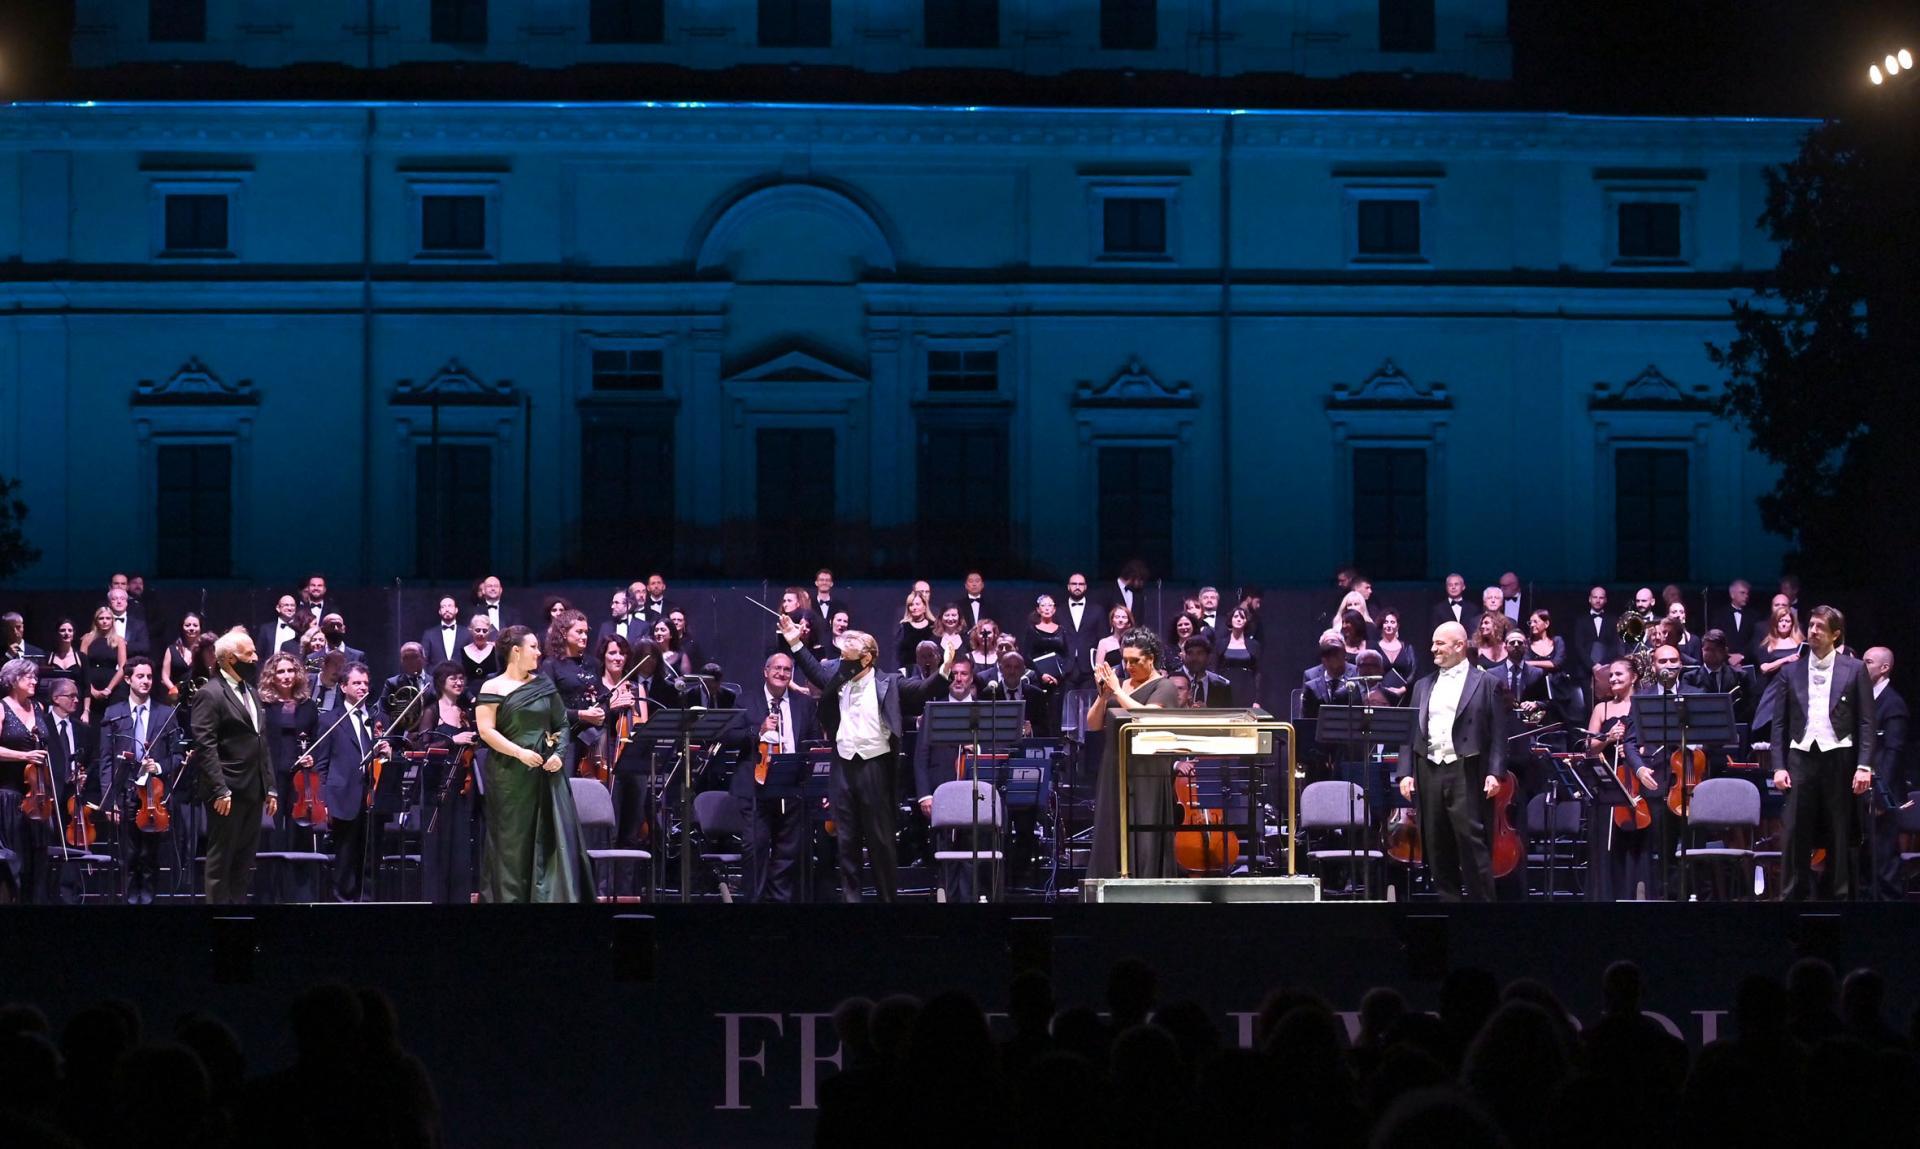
640,708 -> 743,903
1315,703 -> 1415,900
920,701 -> 1026,902
1632,691 -> 1737,901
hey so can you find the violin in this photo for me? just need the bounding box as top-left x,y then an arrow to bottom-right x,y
132,757 -> 170,834
1490,771 -> 1522,879
20,722 -> 56,824
65,782 -> 100,848
1666,745 -> 1707,817
1611,747 -> 1652,832
1171,758 -> 1240,875
290,732 -> 329,828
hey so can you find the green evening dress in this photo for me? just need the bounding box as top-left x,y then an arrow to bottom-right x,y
477,674 -> 595,903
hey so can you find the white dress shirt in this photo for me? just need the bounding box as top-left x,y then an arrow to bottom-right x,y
1874,678 -> 1888,701
835,671 -> 890,761
1793,653 -> 1852,752
1426,662 -> 1469,764
1068,599 -> 1087,630
113,613 -> 128,640
763,689 -> 795,755
275,619 -> 298,651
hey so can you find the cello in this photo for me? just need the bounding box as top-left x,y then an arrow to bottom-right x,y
1172,758 -> 1240,875
1490,771 -> 1523,879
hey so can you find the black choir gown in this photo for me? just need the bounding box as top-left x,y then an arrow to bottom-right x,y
1217,638 -> 1262,708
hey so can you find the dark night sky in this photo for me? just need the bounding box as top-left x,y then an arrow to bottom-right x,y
0,1 -> 1915,117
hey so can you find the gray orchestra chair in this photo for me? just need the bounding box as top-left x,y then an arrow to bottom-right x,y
930,779 -> 1004,902
692,789 -> 746,903
1299,780 -> 1383,897
252,806 -> 330,903
1677,776 -> 1761,900
47,836 -> 118,905
571,776 -> 652,902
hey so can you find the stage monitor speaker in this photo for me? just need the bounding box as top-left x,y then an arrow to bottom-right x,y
1080,877 -> 1321,904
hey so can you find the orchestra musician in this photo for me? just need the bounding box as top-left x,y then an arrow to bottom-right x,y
1177,637 -> 1235,710
729,650 -> 820,904
1588,658 -> 1660,901
255,595 -> 304,659
422,596 -> 466,665
259,651 -> 319,902
1768,605 -> 1877,901
1395,622 -> 1508,902
303,662 -> 389,903
188,629 -> 277,905
417,661 -> 482,906
95,658 -> 172,904
775,614 -> 946,903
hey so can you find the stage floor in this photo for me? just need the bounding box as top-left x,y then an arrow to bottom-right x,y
7,901 -> 1917,1147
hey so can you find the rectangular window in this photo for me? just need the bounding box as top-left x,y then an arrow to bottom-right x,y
918,424 -> 1009,573
926,349 -> 999,393
758,429 -> 836,574
431,0 -> 488,45
925,0 -> 998,48
1098,446 -> 1174,579
1100,0 -> 1156,50
581,421 -> 674,577
416,444 -> 493,578
163,193 -> 230,254
590,348 -> 666,392
155,444 -> 231,578
1356,199 -> 1421,258
149,0 -> 207,43
590,0 -> 665,43
1614,447 -> 1689,581
759,0 -> 831,47
1352,448 -> 1428,581
1102,197 -> 1167,257
1378,0 -> 1435,53
421,194 -> 488,254
1617,202 -> 1683,261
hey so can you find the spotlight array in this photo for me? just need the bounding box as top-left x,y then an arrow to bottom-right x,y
1870,47 -> 1914,85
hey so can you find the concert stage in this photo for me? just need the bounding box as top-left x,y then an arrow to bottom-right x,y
9,901 -> 1917,1147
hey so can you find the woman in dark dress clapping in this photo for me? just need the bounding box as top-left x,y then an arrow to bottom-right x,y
418,661 -> 483,905
1368,610 -> 1416,702
159,612 -> 204,705
1085,628 -> 1185,881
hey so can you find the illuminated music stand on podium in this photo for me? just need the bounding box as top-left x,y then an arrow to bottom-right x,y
638,707 -> 742,904
1114,709 -> 1296,881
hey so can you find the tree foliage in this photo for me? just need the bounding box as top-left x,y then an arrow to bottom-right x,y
1710,113 -> 1920,621
0,474 -> 41,580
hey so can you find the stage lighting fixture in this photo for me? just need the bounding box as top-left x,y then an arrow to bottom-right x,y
1902,49 -> 1914,70
1887,55 -> 1901,76
1872,64 -> 1885,84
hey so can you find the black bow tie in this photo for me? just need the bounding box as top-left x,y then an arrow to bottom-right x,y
113,614 -> 126,622
1449,600 -> 1461,606
1068,599 -> 1085,606
444,623 -> 456,629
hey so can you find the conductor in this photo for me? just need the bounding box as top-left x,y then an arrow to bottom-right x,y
1395,621 -> 1507,902
189,628 -> 277,904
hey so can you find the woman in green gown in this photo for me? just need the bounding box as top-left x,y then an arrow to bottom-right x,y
474,626 -> 594,903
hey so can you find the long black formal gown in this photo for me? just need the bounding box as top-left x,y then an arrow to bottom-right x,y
1086,675 -> 1185,881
